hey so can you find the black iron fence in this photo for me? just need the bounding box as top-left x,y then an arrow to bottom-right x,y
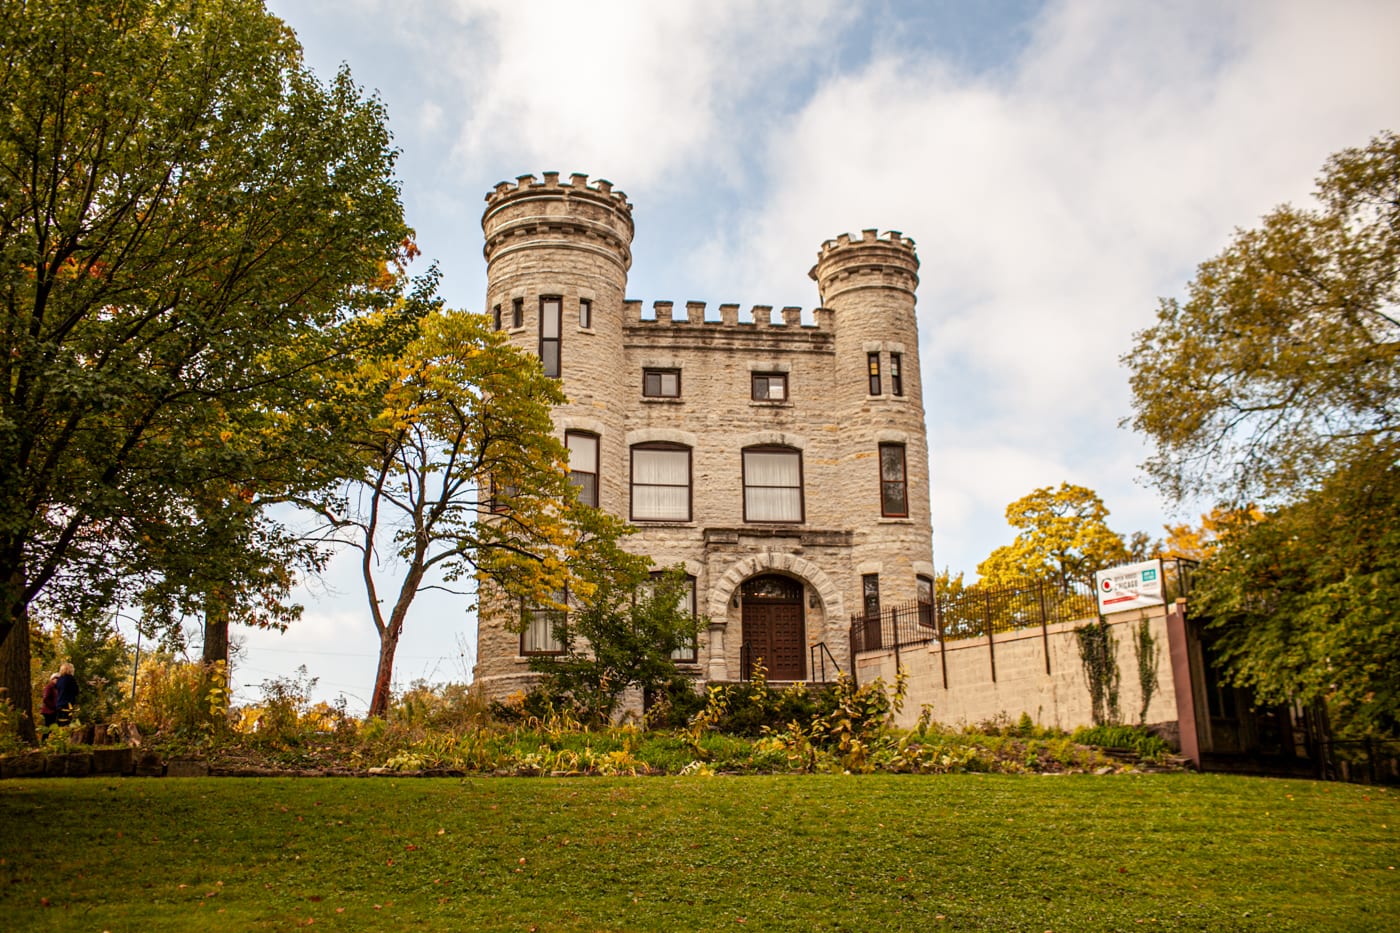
850,560 -> 1201,656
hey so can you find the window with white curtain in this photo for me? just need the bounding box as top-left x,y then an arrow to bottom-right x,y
648,572 -> 698,662
743,446 -> 803,522
521,598 -> 565,655
630,443 -> 691,521
565,431 -> 599,507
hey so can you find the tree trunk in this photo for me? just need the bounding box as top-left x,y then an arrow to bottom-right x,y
202,587 -> 230,668
367,564 -> 426,718
368,619 -> 403,718
0,604 -> 37,745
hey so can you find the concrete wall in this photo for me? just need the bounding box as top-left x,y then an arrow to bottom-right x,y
856,605 -> 1180,735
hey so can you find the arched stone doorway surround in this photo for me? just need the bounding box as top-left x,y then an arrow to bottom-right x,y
704,553 -> 846,682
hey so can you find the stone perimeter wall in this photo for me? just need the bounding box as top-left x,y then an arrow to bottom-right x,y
856,605 -> 1180,737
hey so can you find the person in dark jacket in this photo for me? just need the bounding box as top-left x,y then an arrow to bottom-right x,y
40,673 -> 59,728
54,662 -> 78,726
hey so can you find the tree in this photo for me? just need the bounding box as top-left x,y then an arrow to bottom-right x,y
529,563 -> 705,726
1160,505 -> 1263,562
0,0 -> 412,738
1191,447 -> 1400,737
976,484 -> 1130,592
1126,132 -> 1400,739
1125,131 -> 1399,504
305,308 -> 631,717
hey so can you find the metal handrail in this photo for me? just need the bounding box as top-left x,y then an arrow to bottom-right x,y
808,642 -> 842,683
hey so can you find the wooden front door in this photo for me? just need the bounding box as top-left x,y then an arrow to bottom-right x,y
741,575 -> 806,681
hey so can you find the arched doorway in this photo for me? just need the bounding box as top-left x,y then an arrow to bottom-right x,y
741,575 -> 805,680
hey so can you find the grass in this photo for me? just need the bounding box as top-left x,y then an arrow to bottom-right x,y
1,773 -> 1396,931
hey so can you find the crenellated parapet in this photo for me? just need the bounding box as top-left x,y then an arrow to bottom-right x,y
482,171 -> 635,272
809,228 -> 919,303
623,299 -> 835,331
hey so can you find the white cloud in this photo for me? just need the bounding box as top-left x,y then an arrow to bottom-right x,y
698,0 -> 1400,574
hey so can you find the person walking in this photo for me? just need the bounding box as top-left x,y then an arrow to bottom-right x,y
54,662 -> 78,726
40,673 -> 59,729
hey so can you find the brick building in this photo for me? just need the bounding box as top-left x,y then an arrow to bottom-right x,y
472,172 -> 935,699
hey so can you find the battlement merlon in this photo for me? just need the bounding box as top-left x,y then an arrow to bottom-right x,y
624,300 -> 833,330
483,171 -> 634,217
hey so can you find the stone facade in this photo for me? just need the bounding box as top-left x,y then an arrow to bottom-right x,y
473,172 -> 935,698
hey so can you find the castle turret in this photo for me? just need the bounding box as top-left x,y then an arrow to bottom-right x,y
474,173 -> 634,696
481,171 -> 634,511
810,230 -> 933,608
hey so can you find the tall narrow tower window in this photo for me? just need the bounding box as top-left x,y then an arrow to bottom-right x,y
512,298 -> 524,329
890,352 -> 903,397
539,296 -> 561,377
579,298 -> 593,329
862,573 -> 881,619
492,305 -> 502,331
867,352 -> 882,395
565,431 -> 599,507
879,443 -> 908,517
743,446 -> 803,523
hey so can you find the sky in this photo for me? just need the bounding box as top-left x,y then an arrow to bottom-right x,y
205,0 -> 1399,712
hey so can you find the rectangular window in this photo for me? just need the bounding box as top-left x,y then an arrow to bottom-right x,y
579,298 -> 592,329
867,352 -> 882,395
743,447 -> 803,522
650,572 -> 699,663
521,599 -> 565,656
890,352 -> 903,396
642,368 -> 681,398
862,573 -> 881,619
917,574 -> 935,628
631,444 -> 691,521
539,296 -> 561,376
565,431 -> 599,507
489,475 -> 518,514
492,304 -> 502,331
751,372 -> 787,401
512,297 -> 524,329
879,443 -> 909,517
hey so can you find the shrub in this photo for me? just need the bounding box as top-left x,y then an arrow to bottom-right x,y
1072,723 -> 1172,760
131,658 -> 228,739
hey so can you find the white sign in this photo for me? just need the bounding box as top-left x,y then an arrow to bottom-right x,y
1095,560 -> 1165,613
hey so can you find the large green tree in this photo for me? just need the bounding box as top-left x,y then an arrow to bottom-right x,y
304,308 -> 632,717
976,483 -> 1130,592
1190,447 -> 1399,737
0,0 -> 413,738
1125,131 -> 1399,504
1126,131 -> 1400,738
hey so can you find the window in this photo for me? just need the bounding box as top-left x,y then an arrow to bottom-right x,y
862,573 -> 881,619
566,431 -> 599,507
631,443 -> 691,521
492,304 -> 502,331
890,352 -> 903,396
521,597 -> 566,656
879,443 -> 909,517
743,447 -> 803,523
867,352 -> 881,395
917,574 -> 935,629
489,475 -> 518,513
512,297 -> 524,329
642,368 -> 680,398
539,296 -> 560,376
751,372 -> 787,401
579,298 -> 592,329
650,572 -> 699,663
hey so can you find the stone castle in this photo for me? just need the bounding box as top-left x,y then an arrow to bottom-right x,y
472,171 -> 935,698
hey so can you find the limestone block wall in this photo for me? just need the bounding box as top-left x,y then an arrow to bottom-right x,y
472,171 -> 936,698
856,606 -> 1180,735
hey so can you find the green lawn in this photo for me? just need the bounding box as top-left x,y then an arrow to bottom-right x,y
1,773 -> 1395,931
